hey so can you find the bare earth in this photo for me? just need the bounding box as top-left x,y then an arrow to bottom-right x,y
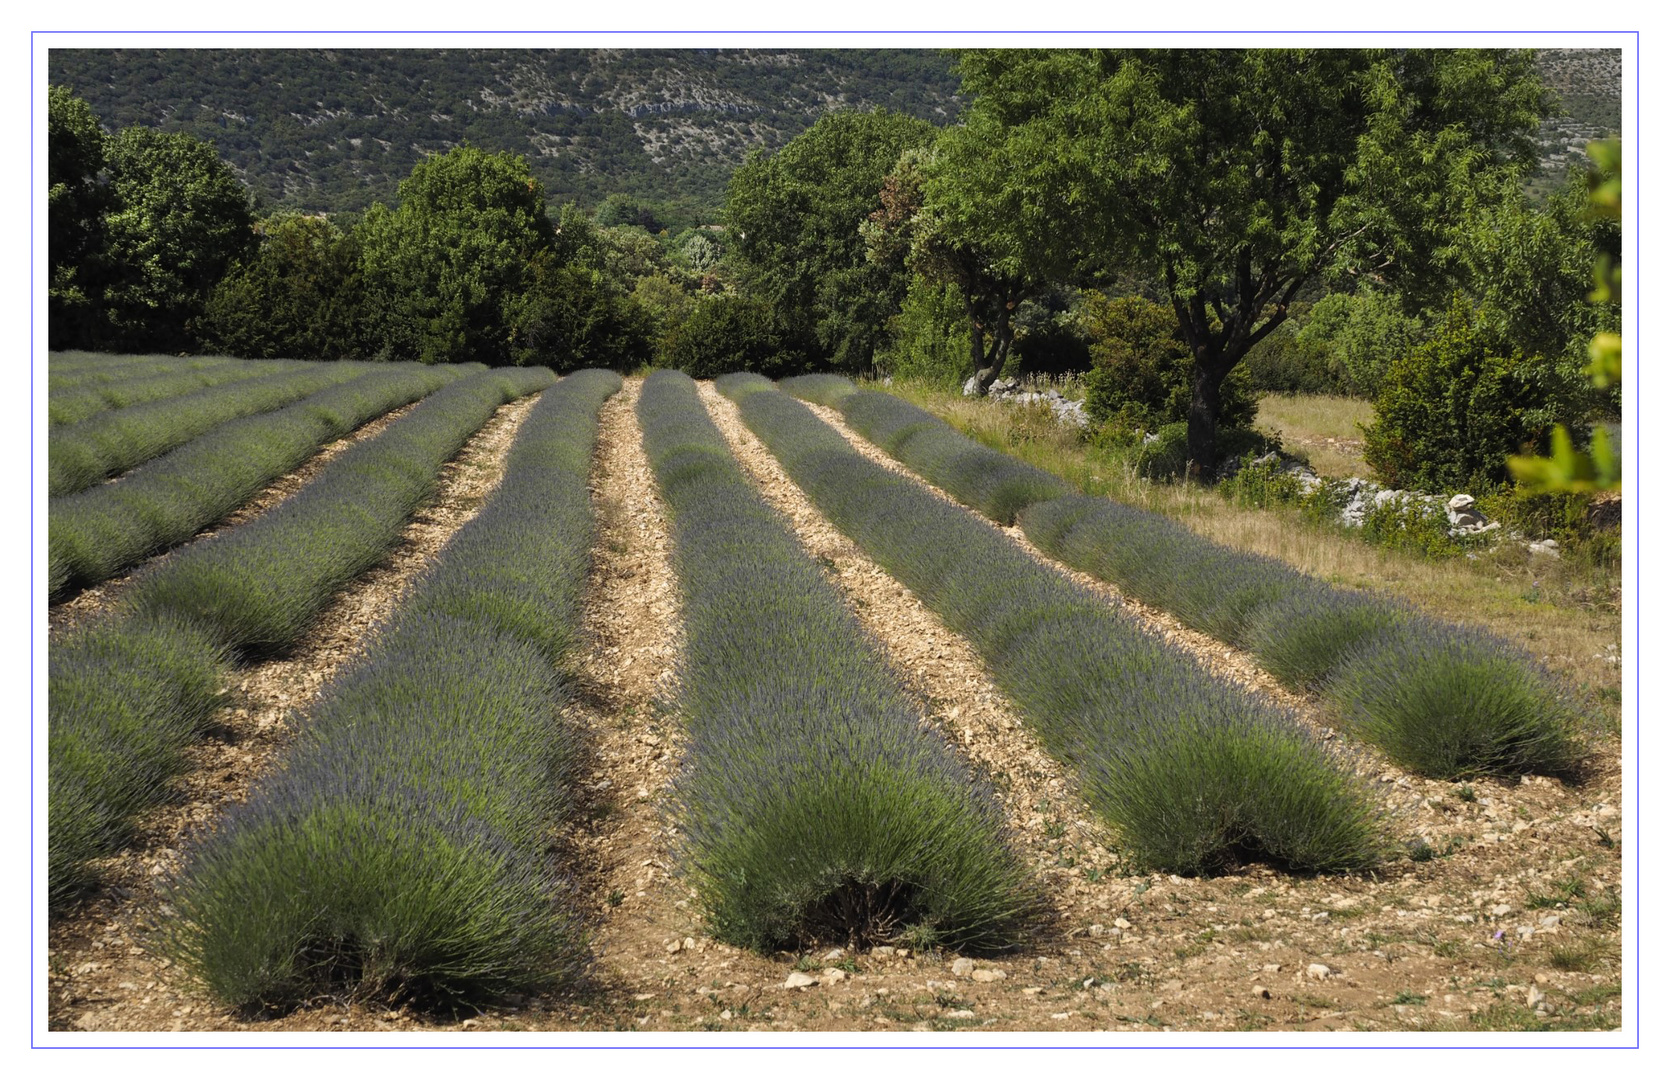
45,378 -> 1624,1035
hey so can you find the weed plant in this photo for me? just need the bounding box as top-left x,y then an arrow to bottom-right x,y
164,370 -> 619,1011
49,358 -> 306,426
640,370 -> 1038,953
48,367 -> 553,905
792,379 -> 1587,781
728,383 -> 1385,875
49,364 -> 469,597
49,363 -> 377,496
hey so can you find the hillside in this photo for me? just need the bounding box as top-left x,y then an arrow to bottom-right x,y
47,48 -> 963,222
48,47 -> 1619,222
1530,48 -> 1624,196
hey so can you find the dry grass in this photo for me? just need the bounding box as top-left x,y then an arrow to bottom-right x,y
1254,394 -> 1374,479
885,380 -> 1623,722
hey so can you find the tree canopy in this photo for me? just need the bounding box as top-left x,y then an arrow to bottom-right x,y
726,109 -> 937,372
939,48 -> 1552,472
48,87 -> 109,345
96,125 -> 257,352
356,145 -> 554,364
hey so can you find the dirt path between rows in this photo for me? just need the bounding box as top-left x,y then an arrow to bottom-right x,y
49,399 -> 422,640
49,394 -> 542,1033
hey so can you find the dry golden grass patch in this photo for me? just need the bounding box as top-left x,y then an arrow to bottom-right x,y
1255,394 -> 1374,478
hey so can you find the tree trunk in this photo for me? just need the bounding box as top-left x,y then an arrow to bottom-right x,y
1185,355 -> 1228,482
968,303 -> 1015,396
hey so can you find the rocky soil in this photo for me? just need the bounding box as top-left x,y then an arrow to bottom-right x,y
45,379 -> 1625,1036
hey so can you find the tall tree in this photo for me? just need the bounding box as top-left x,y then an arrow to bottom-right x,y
47,86 -> 107,349
949,48 -> 1551,473
356,145 -> 553,364
726,109 -> 936,372
98,126 -> 256,352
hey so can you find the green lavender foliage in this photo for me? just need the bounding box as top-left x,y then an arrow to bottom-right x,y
167,371 -> 619,1011
727,381 -> 1385,875
641,370 -> 1038,951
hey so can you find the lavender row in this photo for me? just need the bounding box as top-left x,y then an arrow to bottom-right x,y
786,377 -> 1584,780
639,370 -> 1038,952
49,361 -> 378,496
48,356 -> 309,426
49,367 -> 554,903
726,377 -> 1386,875
49,363 -> 471,598
166,370 -> 620,1011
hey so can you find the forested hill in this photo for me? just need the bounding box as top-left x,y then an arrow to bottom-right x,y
48,47 -> 1618,221
47,48 -> 963,222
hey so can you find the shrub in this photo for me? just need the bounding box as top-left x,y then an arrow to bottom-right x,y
1295,290 -> 1429,399
508,261 -> 654,371
166,370 -> 619,1010
1079,292 -> 1255,434
659,293 -> 800,379
198,213 -> 368,361
1361,299 -> 1590,492
1242,319 -> 1351,396
1329,621 -> 1584,779
646,370 -> 1038,951
873,278 -> 969,388
733,385 -> 1386,875
1134,422 -> 1189,481
1218,452 -> 1306,510
1358,493 -> 1478,559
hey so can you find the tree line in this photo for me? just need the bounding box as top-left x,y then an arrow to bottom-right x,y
48,85 -> 736,372
719,48 -> 1620,489
49,47 -> 1621,495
